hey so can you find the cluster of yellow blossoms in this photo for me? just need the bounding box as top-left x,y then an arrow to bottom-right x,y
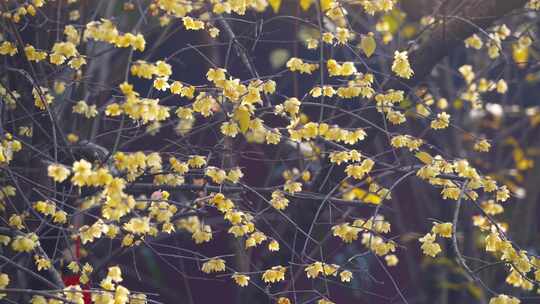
290,122 -> 367,144
34,200 -> 68,224
489,294 -> 520,304
327,59 -> 357,77
304,261 -> 353,283
201,258 -> 226,274
85,19 -> 145,51
390,134 -> 424,151
11,233 -> 39,252
0,133 -> 22,165
374,89 -> 407,124
0,273 -> 8,299
72,100 -> 98,119
418,222 -> 452,257
357,0 -> 396,15
286,57 -> 319,74
262,265 -> 287,283
457,63 -> 510,112
414,154 -> 508,204
32,86 -> 55,110
177,216 -> 213,244
332,216 -> 398,265
392,51 -> 414,79
108,82 -> 172,128
483,226 -> 540,291
0,185 -> 16,212
2,24 -> 86,68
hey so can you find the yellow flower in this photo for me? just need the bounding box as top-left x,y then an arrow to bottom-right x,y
30,296 -> 47,304
496,79 -> 508,93
431,112 -> 450,130
34,255 -> 51,271
323,263 -> 339,276
201,258 -> 226,273
0,273 -> 9,299
206,166 -> 227,184
270,191 -> 289,210
345,159 -> 374,180
9,214 -> 24,229
392,51 -> 413,79
277,298 -> 291,304
206,68 -> 226,83
114,285 -> 130,304
169,81 -> 183,95
69,56 -> 87,69
465,34 -> 483,49
105,103 -> 123,116
183,16 -> 205,30
48,163 -> 71,182
441,187 -> 460,200
155,60 -> 172,77
192,225 -> 212,244
72,159 -> 92,186
192,93 -> 216,117
122,234 -> 134,247
181,86 -> 195,99
107,266 -> 122,283
262,266 -> 286,283
68,261 -> 80,273
221,121 -> 240,138
227,168 -> 243,183
418,233 -> 441,257
80,221 -> 107,244
459,65 -> 475,84
431,222 -> 453,238
474,139 -> 491,152
49,53 -> 66,65
286,57 -> 318,74
131,294 -> 147,304
268,239 -> 280,252
306,38 -> 319,49
339,270 -> 353,282
94,271 -> 115,290
481,201 -> 504,215
187,155 -> 206,168
25,45 -> 47,62
385,254 -> 399,266
208,27 -> 220,38
123,217 -> 150,235
231,273 -> 250,287
153,77 -> 170,91
496,186 -> 510,202
262,80 -> 276,94
322,32 -> 334,44
283,180 -> 302,194
336,27 -> 352,44
332,223 -> 360,243
245,231 -> 267,248
0,41 -> 18,56
329,151 -> 350,165
305,262 -> 323,278
67,133 -> 79,143
489,294 -> 520,304
0,235 -> 9,246
11,233 -> 39,252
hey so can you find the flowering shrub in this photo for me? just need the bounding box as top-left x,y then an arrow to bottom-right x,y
0,0 -> 540,303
